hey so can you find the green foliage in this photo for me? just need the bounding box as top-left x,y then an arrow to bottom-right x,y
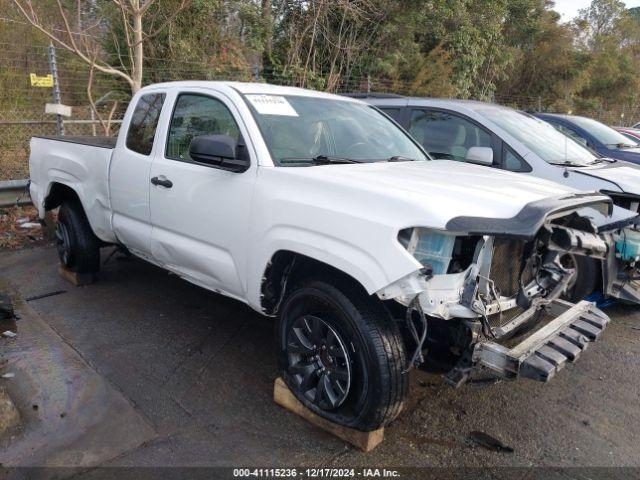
2,0 -> 640,123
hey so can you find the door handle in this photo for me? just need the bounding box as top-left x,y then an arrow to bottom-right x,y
150,176 -> 173,188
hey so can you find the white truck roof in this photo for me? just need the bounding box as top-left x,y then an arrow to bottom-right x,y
139,81 -> 360,102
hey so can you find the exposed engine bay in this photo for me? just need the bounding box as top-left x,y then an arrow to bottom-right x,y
377,193 -> 639,386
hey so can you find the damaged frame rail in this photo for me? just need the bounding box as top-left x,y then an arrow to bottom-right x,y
472,299 -> 609,382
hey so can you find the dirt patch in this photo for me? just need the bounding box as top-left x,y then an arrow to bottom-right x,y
0,386 -> 20,437
0,206 -> 51,250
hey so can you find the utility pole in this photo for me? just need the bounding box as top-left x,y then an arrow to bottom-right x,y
47,43 -> 64,135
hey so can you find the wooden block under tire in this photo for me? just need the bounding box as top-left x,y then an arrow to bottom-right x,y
273,377 -> 384,452
58,265 -> 95,286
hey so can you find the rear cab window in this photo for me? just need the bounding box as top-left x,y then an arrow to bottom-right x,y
126,93 -> 166,155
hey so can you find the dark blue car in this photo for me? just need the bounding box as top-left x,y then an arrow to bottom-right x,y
533,112 -> 640,165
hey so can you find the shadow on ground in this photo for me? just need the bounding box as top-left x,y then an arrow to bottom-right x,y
1,246 -> 639,470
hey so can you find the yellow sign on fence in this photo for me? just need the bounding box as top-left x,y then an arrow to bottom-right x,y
30,73 -> 53,87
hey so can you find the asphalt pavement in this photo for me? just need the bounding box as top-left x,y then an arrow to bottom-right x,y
1,245 -> 639,472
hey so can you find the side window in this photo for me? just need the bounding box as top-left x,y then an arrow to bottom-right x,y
379,108 -> 403,123
166,94 -> 241,161
408,109 -> 492,162
502,145 -> 531,172
126,93 -> 166,155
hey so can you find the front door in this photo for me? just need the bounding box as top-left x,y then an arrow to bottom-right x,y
149,90 -> 256,299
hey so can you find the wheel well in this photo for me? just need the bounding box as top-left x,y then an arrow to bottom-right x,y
44,183 -> 80,211
260,250 -> 370,315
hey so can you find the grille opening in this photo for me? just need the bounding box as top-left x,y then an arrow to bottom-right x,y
487,238 -> 537,328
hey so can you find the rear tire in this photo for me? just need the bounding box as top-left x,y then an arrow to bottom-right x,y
562,254 -> 599,303
55,200 -> 100,274
276,278 -> 408,431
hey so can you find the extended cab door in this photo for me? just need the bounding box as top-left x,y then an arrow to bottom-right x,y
109,91 -> 166,257
148,89 -> 256,299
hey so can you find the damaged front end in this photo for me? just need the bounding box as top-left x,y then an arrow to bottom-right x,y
377,193 -> 629,387
601,225 -> 640,303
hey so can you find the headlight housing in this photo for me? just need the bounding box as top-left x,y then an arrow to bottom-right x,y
398,228 -> 456,274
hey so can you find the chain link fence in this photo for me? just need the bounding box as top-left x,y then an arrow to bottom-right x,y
1,107 -> 123,180
2,45 -> 640,181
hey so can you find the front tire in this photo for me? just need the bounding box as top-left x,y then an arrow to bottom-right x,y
56,200 -> 100,274
276,278 -> 407,431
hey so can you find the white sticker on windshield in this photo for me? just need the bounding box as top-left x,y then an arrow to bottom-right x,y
246,94 -> 298,117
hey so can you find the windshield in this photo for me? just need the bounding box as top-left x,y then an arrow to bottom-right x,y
243,94 -> 428,166
568,116 -> 640,147
478,107 -> 598,166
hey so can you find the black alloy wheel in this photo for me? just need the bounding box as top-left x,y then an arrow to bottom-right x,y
286,314 -> 352,410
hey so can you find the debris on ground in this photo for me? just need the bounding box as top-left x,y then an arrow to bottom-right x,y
0,206 -> 49,249
25,290 -> 67,302
1,373 -> 16,379
468,431 -> 514,453
18,222 -> 41,230
1,331 -> 16,339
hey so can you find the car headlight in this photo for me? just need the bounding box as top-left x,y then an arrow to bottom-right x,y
398,228 -> 456,275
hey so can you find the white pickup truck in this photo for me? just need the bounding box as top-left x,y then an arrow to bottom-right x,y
29,82 -> 631,432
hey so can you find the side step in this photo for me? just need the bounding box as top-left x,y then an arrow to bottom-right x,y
472,300 -> 609,382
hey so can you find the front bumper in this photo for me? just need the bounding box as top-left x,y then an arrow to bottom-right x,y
472,299 -> 609,382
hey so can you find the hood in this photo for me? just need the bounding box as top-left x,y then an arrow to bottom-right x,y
268,160 -> 604,232
606,149 -> 640,164
575,161 -> 640,197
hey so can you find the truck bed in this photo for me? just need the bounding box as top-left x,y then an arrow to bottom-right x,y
34,135 -> 117,149
29,135 -> 116,243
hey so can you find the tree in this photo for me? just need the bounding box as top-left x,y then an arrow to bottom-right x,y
11,0 -> 191,94
575,0 -> 627,46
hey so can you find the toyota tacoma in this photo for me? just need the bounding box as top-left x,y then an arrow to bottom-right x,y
28,82 -> 634,432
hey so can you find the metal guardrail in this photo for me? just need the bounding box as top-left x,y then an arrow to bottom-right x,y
0,179 -> 31,208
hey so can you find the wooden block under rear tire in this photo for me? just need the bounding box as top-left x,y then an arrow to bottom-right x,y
273,377 -> 384,452
58,265 -> 95,286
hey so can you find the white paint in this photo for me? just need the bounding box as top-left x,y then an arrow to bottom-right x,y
28,81 -> 611,316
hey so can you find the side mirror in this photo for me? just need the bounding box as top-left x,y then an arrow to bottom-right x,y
188,134 -> 250,173
465,146 -> 494,166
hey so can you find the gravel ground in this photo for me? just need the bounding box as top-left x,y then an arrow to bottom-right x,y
1,245 -> 639,472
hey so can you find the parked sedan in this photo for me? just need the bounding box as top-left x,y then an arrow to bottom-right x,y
614,126 -> 640,143
356,95 -> 640,304
533,113 -> 640,165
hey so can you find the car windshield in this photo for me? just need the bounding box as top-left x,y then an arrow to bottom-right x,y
477,107 -> 598,166
243,94 -> 428,166
567,116 -> 640,148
